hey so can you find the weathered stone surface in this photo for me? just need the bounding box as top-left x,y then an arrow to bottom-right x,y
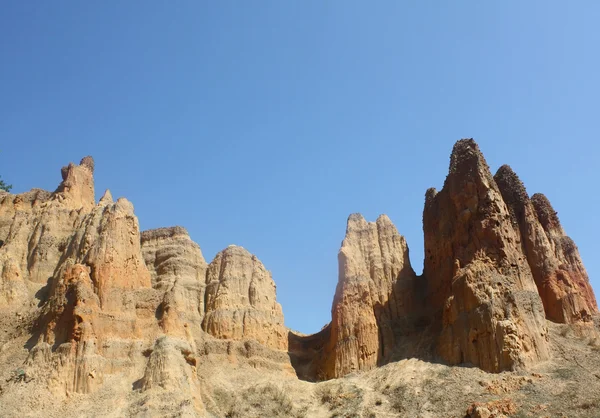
27,195 -> 155,395
0,158 -> 97,306
57,197 -> 152,310
28,264 -> 105,394
495,166 -> 598,323
529,193 -> 598,322
141,226 -> 207,336
423,139 -> 550,372
140,334 -> 205,416
317,214 -> 418,379
203,245 -> 287,350
54,156 -> 96,211
0,143 -> 597,418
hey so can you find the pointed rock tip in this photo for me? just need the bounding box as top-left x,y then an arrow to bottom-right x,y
448,138 -> 489,174
531,193 -> 561,230
345,213 -> 367,233
80,156 -> 95,173
425,187 -> 438,201
348,213 -> 365,222
494,165 -> 529,212
99,189 -> 113,204
114,197 -> 134,214
219,244 -> 251,257
376,214 -> 392,224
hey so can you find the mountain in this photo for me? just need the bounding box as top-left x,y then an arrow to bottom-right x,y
1,141 -> 598,417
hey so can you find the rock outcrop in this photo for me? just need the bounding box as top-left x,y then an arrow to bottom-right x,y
319,214 -> 418,379
494,166 -> 598,323
423,139 -> 550,372
141,226 -> 207,336
54,155 -> 96,211
0,157 -> 97,307
0,140 -> 598,418
26,191 -> 156,396
28,263 -> 105,394
202,245 -> 287,350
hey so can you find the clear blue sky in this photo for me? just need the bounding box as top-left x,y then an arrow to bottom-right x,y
1,2 -> 599,333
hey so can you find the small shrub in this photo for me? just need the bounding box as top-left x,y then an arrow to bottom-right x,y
554,367 -> 574,380
559,326 -> 571,338
580,400 -> 600,410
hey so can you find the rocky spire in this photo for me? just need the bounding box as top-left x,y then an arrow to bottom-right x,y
424,139 -> 549,372
53,156 -> 96,211
320,213 -> 417,379
495,166 -> 598,323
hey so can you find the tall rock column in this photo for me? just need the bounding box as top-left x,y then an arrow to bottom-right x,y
423,139 -> 549,372
495,166 -> 598,323
321,214 -> 417,379
202,245 -> 287,350
56,194 -> 152,311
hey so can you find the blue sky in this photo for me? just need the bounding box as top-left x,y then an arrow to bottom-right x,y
1,2 -> 599,333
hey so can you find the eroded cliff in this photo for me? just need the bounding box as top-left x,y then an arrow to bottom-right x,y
0,140 -> 598,416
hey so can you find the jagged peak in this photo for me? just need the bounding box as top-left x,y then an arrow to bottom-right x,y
80,156 -> 95,173
54,156 -> 96,210
375,213 -> 392,225
346,212 -> 366,230
494,164 -> 529,222
445,138 -> 494,187
216,244 -> 253,259
531,193 -> 561,231
99,189 -> 113,205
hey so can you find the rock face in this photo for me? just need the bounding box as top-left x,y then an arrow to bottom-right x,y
141,226 -> 207,336
54,156 -> 95,211
29,263 -> 105,394
494,166 -> 598,323
0,156 -> 288,413
26,190 -> 155,396
0,157 -> 96,306
319,214 -> 418,379
203,245 -> 287,350
0,142 -> 598,416
423,139 -> 550,372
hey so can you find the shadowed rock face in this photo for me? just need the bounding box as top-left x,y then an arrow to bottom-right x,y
423,139 -> 550,372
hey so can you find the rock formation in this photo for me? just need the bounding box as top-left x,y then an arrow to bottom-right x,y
0,141 -> 598,416
423,139 -> 550,372
203,245 -> 287,350
494,166 -> 598,324
0,156 -> 288,414
318,214 -> 418,379
0,157 -> 97,306
141,226 -> 207,336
